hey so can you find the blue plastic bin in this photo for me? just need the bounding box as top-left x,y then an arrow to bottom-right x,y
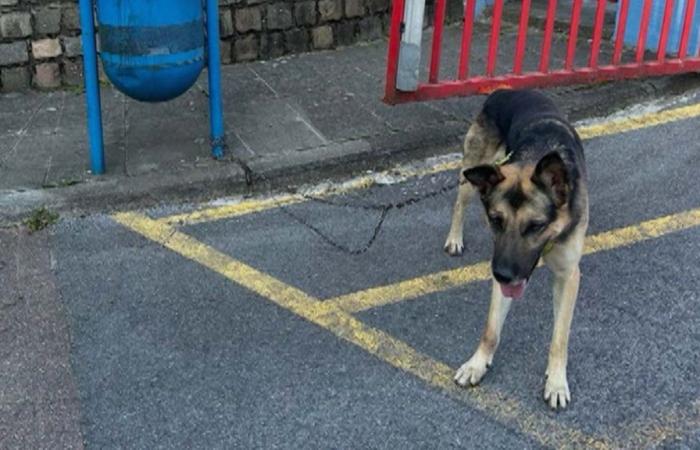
618,0 -> 700,56
79,0 -> 225,174
96,0 -> 206,102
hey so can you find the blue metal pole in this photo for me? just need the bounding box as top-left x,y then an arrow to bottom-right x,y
206,0 -> 226,159
78,0 -> 105,174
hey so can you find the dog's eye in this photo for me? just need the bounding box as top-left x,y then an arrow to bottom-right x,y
524,221 -> 547,235
488,215 -> 504,231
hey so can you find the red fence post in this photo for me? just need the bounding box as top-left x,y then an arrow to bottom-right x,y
539,0 -> 558,72
383,0 -> 405,103
636,0 -> 654,62
679,0 -> 697,58
565,0 -> 583,70
613,0 -> 630,64
513,0 -> 532,75
429,0 -> 447,83
458,0 -> 477,79
657,0 -> 676,61
486,0 -> 505,76
589,0 -> 607,67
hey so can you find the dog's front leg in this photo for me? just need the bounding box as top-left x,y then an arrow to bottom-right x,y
544,265 -> 580,410
444,179 -> 475,256
455,281 -> 512,386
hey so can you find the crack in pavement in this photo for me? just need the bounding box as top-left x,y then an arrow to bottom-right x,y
0,96 -> 48,170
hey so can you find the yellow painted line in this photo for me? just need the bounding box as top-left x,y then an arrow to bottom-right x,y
620,399 -> 700,448
584,208 -> 700,254
327,262 -> 491,314
157,175 -> 375,226
113,211 -> 613,449
157,193 -> 305,226
156,101 -> 700,227
327,207 -> 700,313
577,102 -> 700,140
158,160 -> 460,226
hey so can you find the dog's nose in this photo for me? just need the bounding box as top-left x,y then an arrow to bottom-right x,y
492,265 -> 515,284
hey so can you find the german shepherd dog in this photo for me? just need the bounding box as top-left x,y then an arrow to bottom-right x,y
445,89 -> 588,409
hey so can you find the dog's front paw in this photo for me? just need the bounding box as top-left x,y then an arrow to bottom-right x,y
544,373 -> 570,410
454,355 -> 490,387
443,236 -> 464,256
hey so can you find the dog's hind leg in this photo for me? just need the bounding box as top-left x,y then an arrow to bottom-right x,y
454,281 -> 512,387
444,114 -> 503,256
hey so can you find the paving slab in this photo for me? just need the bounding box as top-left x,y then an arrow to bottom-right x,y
3,17 -> 700,224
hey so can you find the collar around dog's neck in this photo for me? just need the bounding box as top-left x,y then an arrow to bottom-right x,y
542,240 -> 554,256
494,151 -> 513,166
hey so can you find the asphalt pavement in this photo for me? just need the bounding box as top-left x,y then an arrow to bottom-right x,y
2,97 -> 699,448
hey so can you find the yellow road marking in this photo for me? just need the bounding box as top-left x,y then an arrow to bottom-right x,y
584,208 -> 700,254
158,160 -> 460,226
621,399 -> 700,449
327,207 -> 700,313
577,102 -> 700,140
159,193 -> 305,227
157,101 -> 700,227
327,262 -> 491,314
113,211 -> 614,449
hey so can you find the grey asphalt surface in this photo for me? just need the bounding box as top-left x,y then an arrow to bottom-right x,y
3,103 -> 699,448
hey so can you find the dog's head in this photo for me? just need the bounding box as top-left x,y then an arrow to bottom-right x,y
464,151 -> 572,299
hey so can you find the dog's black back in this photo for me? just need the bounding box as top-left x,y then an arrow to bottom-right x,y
483,90 -> 584,168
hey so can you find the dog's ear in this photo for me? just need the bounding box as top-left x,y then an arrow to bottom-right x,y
532,151 -> 569,207
463,165 -> 504,195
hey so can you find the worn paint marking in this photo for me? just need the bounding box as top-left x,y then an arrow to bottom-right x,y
327,208 -> 700,313
113,211 -> 614,449
156,101 -> 700,227
158,160 -> 458,226
577,101 -> 700,140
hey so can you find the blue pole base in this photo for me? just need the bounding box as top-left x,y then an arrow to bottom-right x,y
206,0 -> 226,163
79,0 -> 106,175
211,139 -> 226,159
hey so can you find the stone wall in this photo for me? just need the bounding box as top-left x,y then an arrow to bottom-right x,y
0,0 -> 393,93
0,1 -> 83,91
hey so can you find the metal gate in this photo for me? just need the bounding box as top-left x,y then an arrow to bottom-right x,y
384,0 -> 700,104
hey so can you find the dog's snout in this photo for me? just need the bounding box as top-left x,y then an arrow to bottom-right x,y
492,264 -> 516,284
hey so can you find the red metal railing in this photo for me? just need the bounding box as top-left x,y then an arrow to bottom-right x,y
384,0 -> 700,104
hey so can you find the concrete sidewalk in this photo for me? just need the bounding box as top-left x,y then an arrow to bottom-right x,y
2,18 -> 700,223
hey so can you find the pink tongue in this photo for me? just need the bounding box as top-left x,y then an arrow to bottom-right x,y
500,281 -> 527,299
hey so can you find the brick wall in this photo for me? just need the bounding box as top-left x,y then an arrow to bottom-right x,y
0,0 -> 393,93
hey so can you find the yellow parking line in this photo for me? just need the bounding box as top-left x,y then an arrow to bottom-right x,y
577,102 -> 700,140
326,262 -> 491,314
158,160 -> 460,226
113,211 -> 613,449
156,100 -> 700,227
327,207 -> 700,313
584,207 -> 700,254
158,193 -> 305,227
620,399 -> 700,448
